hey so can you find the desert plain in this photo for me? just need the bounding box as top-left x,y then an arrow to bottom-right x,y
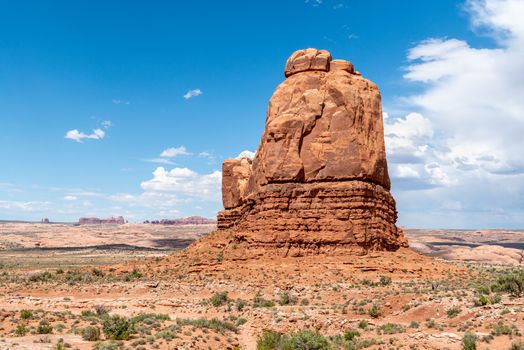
0,222 -> 522,350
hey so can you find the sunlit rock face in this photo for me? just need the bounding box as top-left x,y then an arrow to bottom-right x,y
218,48 -> 407,255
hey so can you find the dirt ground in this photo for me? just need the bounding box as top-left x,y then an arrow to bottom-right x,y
0,223 -> 522,350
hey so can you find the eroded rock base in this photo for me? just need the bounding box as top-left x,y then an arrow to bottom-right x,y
218,181 -> 407,254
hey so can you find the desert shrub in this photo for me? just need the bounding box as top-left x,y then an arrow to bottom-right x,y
378,323 -> 405,334
357,320 -> 368,330
102,315 -> 133,340
253,292 -> 275,308
474,293 -> 501,306
510,341 -> 524,350
28,271 -> 53,282
210,291 -> 229,307
155,325 -> 179,341
368,304 -> 380,318
410,321 -> 420,328
257,330 -> 282,350
95,305 -> 109,316
82,326 -> 101,341
15,323 -> 28,336
492,270 -> 524,297
279,291 -> 297,306
236,317 -> 248,326
81,310 -> 97,317
55,268 -> 64,274
447,306 -> 462,318
20,309 -> 33,320
38,319 -> 53,334
379,275 -> 392,286
236,299 -> 247,311
123,268 -> 142,281
281,330 -> 330,350
176,318 -> 238,333
462,332 -> 477,350
490,321 -> 514,336
131,313 -> 170,323
300,298 -> 310,306
92,268 -> 104,277
92,340 -> 122,350
343,330 -> 360,341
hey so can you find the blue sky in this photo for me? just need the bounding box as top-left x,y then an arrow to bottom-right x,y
1,0 -> 523,228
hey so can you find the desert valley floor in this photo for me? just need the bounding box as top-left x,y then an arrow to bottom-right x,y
0,223 -> 522,350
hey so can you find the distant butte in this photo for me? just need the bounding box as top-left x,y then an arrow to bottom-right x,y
217,48 -> 407,255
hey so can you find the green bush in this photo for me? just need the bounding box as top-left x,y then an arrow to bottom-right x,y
28,271 -> 53,282
253,292 -> 275,308
378,323 -> 405,334
236,299 -> 247,311
15,323 -> 28,336
279,291 -> 297,306
490,321 -> 514,336
510,341 -> 524,350
379,275 -> 392,286
102,315 -> 133,340
257,330 -> 282,350
92,341 -> 122,350
210,291 -> 229,307
20,309 -> 33,320
462,332 -> 477,350
281,330 -> 330,350
368,304 -> 380,318
447,307 -> 462,318
176,318 -> 238,333
357,320 -> 368,330
343,330 -> 360,341
82,326 -> 101,341
37,320 -> 53,334
492,270 -> 524,297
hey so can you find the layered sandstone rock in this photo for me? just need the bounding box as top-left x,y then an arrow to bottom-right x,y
218,48 -> 407,254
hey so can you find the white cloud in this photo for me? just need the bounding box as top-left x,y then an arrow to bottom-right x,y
236,150 -> 256,159
65,128 -> 105,142
144,158 -> 174,165
388,0 -> 524,227
63,195 -> 77,201
0,200 -> 51,211
183,89 -> 202,100
112,99 -> 130,105
140,167 -> 221,201
160,146 -> 190,158
101,120 -> 112,129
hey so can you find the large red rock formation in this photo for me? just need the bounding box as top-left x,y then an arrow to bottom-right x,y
217,48 -> 407,255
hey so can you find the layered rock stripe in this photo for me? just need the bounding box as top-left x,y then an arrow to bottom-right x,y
218,48 -> 407,254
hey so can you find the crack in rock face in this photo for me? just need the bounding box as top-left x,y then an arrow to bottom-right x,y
218,48 -> 408,255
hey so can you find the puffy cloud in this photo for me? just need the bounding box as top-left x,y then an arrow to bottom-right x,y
183,89 -> 202,100
160,146 -> 190,158
388,0 -> 524,227
140,167 -> 221,201
236,150 -> 256,159
63,195 -> 77,201
65,128 -> 105,142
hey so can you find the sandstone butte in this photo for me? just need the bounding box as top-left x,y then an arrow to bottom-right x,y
217,48 -> 408,256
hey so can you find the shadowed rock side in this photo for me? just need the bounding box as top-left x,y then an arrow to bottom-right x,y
218,48 -> 407,254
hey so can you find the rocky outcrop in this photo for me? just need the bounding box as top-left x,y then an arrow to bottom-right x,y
78,216 -> 125,225
217,48 -> 407,254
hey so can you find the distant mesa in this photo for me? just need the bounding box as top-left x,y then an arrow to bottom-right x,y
217,48 -> 407,255
78,216 -> 126,225
143,216 -> 216,226
40,218 -> 50,224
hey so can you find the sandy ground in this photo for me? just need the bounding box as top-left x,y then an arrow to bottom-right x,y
0,223 -> 522,350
